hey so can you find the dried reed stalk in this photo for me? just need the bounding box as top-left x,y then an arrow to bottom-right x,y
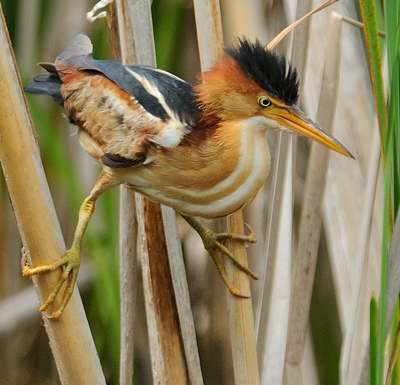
193,1 -> 260,384
257,135 -> 294,385
109,2 -> 148,384
160,205 -> 205,385
256,1 -> 314,383
285,9 -> 343,376
266,0 -> 338,51
112,1 -> 202,384
118,188 -> 137,385
0,6 -> 106,385
255,0 -> 336,334
340,127 -> 380,385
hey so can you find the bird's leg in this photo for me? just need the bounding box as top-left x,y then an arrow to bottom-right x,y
182,215 -> 257,297
22,170 -> 117,319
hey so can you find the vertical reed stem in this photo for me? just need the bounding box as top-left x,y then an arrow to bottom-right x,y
0,6 -> 105,385
112,1 -> 198,384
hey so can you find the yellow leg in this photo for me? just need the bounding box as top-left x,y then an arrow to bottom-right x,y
22,170 -> 117,319
182,215 -> 257,298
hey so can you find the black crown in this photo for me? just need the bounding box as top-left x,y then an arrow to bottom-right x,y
226,39 -> 299,105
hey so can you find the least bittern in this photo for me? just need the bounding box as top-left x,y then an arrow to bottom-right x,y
25,34 -> 352,319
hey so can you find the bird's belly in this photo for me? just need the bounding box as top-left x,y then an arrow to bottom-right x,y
119,133 -> 270,218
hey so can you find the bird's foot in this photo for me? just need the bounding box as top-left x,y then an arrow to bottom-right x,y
200,223 -> 258,298
22,248 -> 80,319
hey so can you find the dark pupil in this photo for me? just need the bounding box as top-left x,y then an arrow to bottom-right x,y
261,98 -> 270,107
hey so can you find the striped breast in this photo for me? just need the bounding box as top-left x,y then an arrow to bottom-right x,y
110,118 -> 271,218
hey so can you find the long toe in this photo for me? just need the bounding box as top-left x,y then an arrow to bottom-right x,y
214,241 -> 258,280
45,267 -> 79,319
215,223 -> 257,244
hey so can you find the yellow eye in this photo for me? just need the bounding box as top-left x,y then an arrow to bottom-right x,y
258,96 -> 272,108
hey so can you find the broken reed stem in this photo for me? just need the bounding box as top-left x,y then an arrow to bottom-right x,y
341,15 -> 385,37
266,0 -> 338,50
0,6 -> 105,385
192,1 -> 260,384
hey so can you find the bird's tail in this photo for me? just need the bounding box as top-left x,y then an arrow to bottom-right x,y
24,63 -> 64,105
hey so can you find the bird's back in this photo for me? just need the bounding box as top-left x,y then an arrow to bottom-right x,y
26,34 -> 201,168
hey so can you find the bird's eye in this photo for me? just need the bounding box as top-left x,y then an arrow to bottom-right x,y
258,96 -> 272,108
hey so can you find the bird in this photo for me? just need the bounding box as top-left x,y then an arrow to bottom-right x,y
24,34 -> 352,319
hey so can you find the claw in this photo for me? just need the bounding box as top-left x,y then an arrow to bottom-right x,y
212,241 -> 258,279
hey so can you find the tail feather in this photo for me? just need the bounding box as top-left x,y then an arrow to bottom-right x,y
25,72 -> 63,105
25,34 -> 93,105
38,62 -> 57,73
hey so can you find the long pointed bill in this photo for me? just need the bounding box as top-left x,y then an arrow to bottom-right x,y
269,105 -> 354,158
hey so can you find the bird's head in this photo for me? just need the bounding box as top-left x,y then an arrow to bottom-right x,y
195,39 -> 352,158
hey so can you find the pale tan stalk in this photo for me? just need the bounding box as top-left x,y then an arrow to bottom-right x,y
118,187 -> 137,385
255,1 -> 314,384
110,2 -> 149,384
0,6 -> 105,385
285,9 -> 343,371
257,133 -> 294,385
193,1 -> 260,384
161,205 -> 205,385
342,114 -> 381,385
113,1 -> 202,384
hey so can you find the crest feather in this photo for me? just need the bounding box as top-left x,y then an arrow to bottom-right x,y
226,39 -> 299,105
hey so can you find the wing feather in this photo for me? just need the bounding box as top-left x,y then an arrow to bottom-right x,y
53,34 -> 201,168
